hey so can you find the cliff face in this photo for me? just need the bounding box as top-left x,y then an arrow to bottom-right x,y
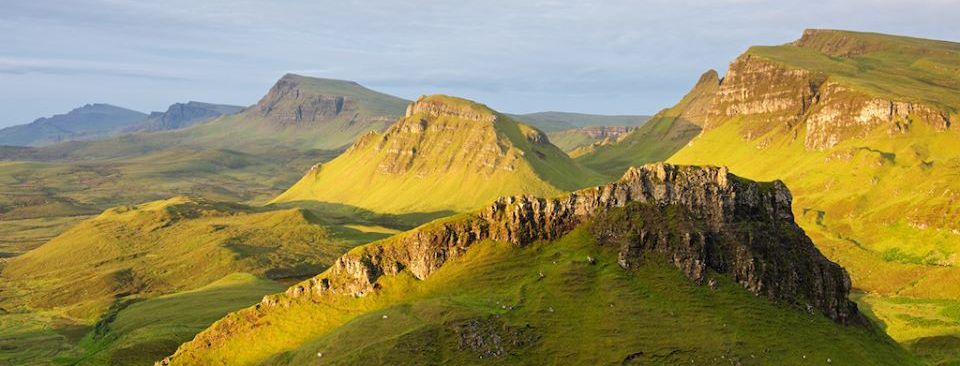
269,164 -> 857,326
247,74 -> 403,132
256,77 -> 357,127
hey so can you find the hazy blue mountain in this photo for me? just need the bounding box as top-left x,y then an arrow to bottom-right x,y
0,104 -> 147,146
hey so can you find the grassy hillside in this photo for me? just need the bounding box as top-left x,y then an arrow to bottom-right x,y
578,29 -> 960,361
273,95 -> 605,214
1,197 -> 367,319
64,273 -> 284,366
164,228 -> 918,366
0,147 -> 338,259
0,196 -> 433,365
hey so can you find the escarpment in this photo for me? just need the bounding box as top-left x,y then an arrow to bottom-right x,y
682,30 -> 959,150
256,75 -> 356,126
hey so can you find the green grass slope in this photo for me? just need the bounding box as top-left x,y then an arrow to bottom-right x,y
0,147 -> 338,258
0,196 -> 353,319
273,95 -> 605,214
65,273 -> 284,366
0,198 -> 435,365
165,228 -> 918,366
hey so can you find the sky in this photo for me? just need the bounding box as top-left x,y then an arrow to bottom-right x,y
1,0 -> 958,127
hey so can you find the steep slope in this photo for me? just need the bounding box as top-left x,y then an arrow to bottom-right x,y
272,95 -> 606,214
162,164 -> 918,366
128,102 -> 243,132
582,29 -> 960,350
0,104 -> 147,146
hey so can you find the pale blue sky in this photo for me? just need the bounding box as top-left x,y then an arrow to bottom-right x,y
1,0 -> 957,126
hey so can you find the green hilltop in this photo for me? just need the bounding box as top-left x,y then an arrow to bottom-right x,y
272,95 -> 605,214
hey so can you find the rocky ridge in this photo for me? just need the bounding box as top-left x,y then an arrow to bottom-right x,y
164,163 -> 864,364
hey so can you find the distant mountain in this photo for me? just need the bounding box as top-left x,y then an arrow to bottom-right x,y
578,29 -> 960,357
128,101 -> 244,132
509,111 -> 650,132
0,103 -> 147,146
272,95 -> 605,213
187,74 -> 410,150
163,164 -> 916,366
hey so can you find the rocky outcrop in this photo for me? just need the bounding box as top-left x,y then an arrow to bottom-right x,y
706,54 -> 826,136
266,164 -> 861,325
804,82 -> 951,149
256,77 -> 354,127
